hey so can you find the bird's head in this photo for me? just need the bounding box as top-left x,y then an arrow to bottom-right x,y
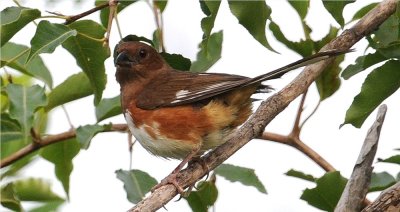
114,41 -> 167,85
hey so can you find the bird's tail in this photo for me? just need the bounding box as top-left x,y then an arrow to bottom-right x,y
248,49 -> 352,86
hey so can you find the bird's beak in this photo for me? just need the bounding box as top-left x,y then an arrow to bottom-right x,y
115,51 -> 137,67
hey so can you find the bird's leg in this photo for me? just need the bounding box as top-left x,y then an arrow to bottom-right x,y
151,146 -> 201,194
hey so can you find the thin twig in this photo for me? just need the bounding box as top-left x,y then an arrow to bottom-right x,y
0,124 -> 128,168
292,90 -> 308,135
63,2 -> 111,25
300,99 -> 321,129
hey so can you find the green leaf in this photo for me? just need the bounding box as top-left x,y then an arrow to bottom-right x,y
185,181 -> 218,212
313,26 -> 339,51
341,52 -> 387,80
190,31 -> 223,72
160,52 -> 191,70
40,138 -> 80,198
46,72 -> 93,111
285,169 -> 317,182
300,171 -> 347,211
322,0 -> 355,28
228,0 -> 275,51
1,42 -> 53,87
215,163 -> 267,194
5,84 -> 47,143
350,3 -> 378,22
1,184 -> 22,211
200,0 -> 221,39
228,0 -> 274,51
373,13 -> 400,47
269,21 -> 313,57
76,124 -> 108,149
1,113 -> 22,143
288,0 -> 309,20
315,54 -> 344,100
62,20 -> 109,104
27,20 -> 77,63
96,95 -> 121,122
378,155 -> 400,165
154,0 -> 168,13
369,172 -> 396,192
13,178 -> 63,201
342,60 -> 400,128
1,155 -> 34,180
29,200 -> 64,212
378,41 -> 400,59
0,7 -> 41,46
116,169 -> 158,204
96,0 -> 138,27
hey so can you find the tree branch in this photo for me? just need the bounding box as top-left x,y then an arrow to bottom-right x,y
128,0 -> 398,211
335,105 -> 387,212
362,181 -> 400,212
0,124 -> 128,168
64,1 -> 111,25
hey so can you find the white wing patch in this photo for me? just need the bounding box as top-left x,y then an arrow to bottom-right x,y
170,82 -> 232,104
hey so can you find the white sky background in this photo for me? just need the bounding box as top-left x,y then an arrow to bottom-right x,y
1,0 -> 399,211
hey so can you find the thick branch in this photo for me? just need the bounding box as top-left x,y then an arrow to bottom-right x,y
0,124 -> 128,168
362,181 -> 400,212
335,105 -> 387,212
129,0 -> 398,211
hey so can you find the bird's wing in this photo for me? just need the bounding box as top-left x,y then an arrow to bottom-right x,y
136,70 -> 252,109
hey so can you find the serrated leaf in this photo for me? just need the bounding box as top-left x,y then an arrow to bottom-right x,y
190,31 -> 223,72
322,0 -> 355,28
0,7 -> 41,46
200,0 -> 221,39
40,138 -> 80,198
96,95 -> 121,122
0,184 -> 22,211
300,171 -> 347,211
285,169 -> 317,182
96,0 -> 138,27
185,181 -> 218,212
1,113 -> 22,142
46,72 -> 92,111
76,124 -> 108,149
378,155 -> 400,165
369,172 -> 396,192
116,169 -> 158,204
13,178 -> 64,201
341,52 -> 387,80
5,84 -> 47,143
342,60 -> 400,128
228,1 -> 274,51
160,52 -> 191,70
288,0 -> 309,20
350,3 -> 378,22
215,163 -> 267,194
62,20 -> 109,105
269,21 -> 313,57
1,42 -> 53,87
315,54 -> 344,100
27,20 -> 77,63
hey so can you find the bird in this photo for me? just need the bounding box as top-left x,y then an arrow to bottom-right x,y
114,40 -> 348,193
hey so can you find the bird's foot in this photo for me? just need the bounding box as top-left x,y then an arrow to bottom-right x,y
151,173 -> 185,194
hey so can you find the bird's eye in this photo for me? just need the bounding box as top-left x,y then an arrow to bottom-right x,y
138,49 -> 147,58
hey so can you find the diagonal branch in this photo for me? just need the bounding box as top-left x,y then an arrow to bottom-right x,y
128,0 -> 398,211
335,105 -> 387,212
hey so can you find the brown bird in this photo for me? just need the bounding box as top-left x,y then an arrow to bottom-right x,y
114,41 -> 348,193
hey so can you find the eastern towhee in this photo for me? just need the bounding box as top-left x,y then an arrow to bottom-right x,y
114,41 -> 348,193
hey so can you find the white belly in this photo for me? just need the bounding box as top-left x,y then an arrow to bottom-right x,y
124,111 -> 197,159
